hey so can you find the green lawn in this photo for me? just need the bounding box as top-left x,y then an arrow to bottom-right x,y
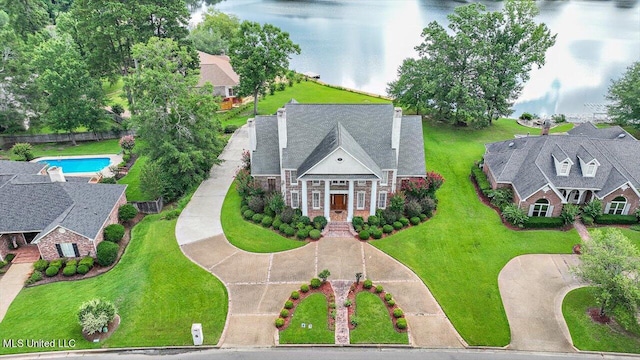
372,119 -> 581,346
118,156 -> 153,202
1,139 -> 121,160
0,215 -> 228,355
350,292 -> 408,344
102,78 -> 129,110
279,293 -> 334,344
220,184 -> 307,253
563,287 -> 640,354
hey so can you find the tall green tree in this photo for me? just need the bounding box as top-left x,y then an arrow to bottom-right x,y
606,61 -> 640,127
31,33 -> 105,144
189,9 -> 240,55
229,21 -> 300,115
0,0 -> 50,40
573,229 -> 640,317
388,0 -> 555,127
127,37 -> 223,200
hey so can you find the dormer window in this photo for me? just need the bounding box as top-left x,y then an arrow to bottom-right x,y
559,161 -> 570,176
584,163 -> 597,177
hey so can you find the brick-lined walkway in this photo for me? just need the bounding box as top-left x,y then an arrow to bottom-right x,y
332,280 -> 351,345
573,220 -> 592,242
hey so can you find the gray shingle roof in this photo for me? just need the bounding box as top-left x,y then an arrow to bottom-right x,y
397,116 -> 427,176
567,122 -> 636,140
484,124 -> 640,200
251,116 -> 280,175
0,160 -> 46,175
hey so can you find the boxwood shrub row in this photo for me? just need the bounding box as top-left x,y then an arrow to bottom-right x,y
523,216 -> 564,229
594,214 -> 638,225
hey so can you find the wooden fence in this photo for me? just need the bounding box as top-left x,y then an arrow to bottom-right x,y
0,130 -> 135,149
131,197 -> 163,214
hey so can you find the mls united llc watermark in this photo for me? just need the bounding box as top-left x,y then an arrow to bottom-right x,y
2,338 -> 76,348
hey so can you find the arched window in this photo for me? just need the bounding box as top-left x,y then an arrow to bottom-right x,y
530,198 -> 550,217
607,196 -> 627,215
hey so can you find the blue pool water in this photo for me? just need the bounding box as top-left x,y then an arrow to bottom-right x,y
38,157 -> 111,174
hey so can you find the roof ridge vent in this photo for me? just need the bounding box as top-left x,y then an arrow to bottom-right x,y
618,133 -> 626,138
508,142 -> 515,148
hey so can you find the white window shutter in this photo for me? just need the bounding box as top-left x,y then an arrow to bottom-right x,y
528,205 -> 534,217
623,203 -> 630,215
546,205 -> 554,217
604,202 -> 611,214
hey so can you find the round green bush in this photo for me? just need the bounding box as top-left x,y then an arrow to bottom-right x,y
33,259 -> 49,272
251,213 -> 264,223
77,264 -> 90,275
382,224 -> 394,234
309,229 -> 321,240
363,279 -> 373,289
354,225 -> 362,233
300,284 -> 309,293
399,217 -> 409,227
261,215 -> 273,228
387,299 -> 395,307
79,256 -> 94,268
367,215 -> 380,226
313,216 -> 328,230
296,229 -> 309,240
272,218 -> 283,229
352,216 -> 364,227
275,318 -> 285,328
385,293 -> 393,301
396,318 -> 407,329
410,217 -> 420,225
305,224 -> 314,232
280,309 -> 289,318
284,300 -> 294,309
118,204 -> 138,223
26,270 -> 43,284
96,241 -> 119,266
291,291 -> 300,300
392,221 -> 403,230
66,259 -> 77,267
104,224 -> 125,243
284,226 -> 295,237
359,230 -> 370,240
63,265 -> 77,277
371,228 -> 382,239
45,266 -> 59,277
243,209 -> 255,219
278,223 -> 288,233
419,213 -> 428,221
240,205 -> 249,214
310,278 -> 322,289
299,216 -> 311,225
50,259 -> 64,268
393,308 -> 404,318
375,285 -> 384,293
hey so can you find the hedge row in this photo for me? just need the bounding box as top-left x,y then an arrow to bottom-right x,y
471,165 -> 491,194
523,216 -> 564,229
594,214 -> 638,225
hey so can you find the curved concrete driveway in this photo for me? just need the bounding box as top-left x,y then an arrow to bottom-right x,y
176,127 -> 463,348
499,254 -> 583,352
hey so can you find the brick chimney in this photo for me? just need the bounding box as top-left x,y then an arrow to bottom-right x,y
541,119 -> 551,136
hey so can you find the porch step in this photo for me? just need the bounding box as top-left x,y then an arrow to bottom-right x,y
322,221 -> 358,238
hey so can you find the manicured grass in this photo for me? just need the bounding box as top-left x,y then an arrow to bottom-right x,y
350,292 -> 408,344
0,215 -> 228,355
279,293 -> 334,344
220,184 -> 307,252
1,139 -> 121,160
118,156 -> 153,202
563,287 -> 640,354
102,78 -> 129,110
372,119 -> 581,346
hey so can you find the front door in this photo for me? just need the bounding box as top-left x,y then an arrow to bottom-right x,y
331,194 -> 347,210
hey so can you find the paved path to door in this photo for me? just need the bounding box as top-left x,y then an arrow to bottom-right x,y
0,263 -> 33,323
176,126 -> 463,348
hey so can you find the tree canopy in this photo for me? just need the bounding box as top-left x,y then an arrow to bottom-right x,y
229,21 -> 300,115
387,0 -> 555,127
606,61 -> 640,127
189,9 -> 240,56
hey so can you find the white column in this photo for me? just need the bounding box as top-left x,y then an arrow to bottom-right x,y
324,180 -> 331,221
347,180 -> 354,222
301,180 -> 308,216
370,180 -> 377,216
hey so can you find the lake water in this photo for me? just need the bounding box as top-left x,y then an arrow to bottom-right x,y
190,0 -> 640,117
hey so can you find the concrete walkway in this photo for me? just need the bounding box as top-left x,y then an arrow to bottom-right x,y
499,254 -> 582,352
0,263 -> 33,323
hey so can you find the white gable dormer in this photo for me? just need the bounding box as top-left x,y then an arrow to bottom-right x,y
552,155 -> 573,177
579,158 -> 600,177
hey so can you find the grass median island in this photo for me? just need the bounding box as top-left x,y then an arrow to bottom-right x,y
279,293 -> 334,344
372,119 -> 580,346
220,183 -> 307,253
563,287 -> 640,354
0,215 -> 228,355
350,291 -> 408,344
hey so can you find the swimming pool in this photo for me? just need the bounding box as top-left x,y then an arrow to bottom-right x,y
38,157 -> 111,174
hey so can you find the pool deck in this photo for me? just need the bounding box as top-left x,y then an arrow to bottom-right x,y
31,154 -> 123,178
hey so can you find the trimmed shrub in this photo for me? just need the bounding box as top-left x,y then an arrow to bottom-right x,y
350,316 -> 359,327
280,309 -> 289,318
313,216 -> 328,230
371,228 -> 382,239
10,143 -> 34,161
375,285 -> 384,293
367,215 -> 380,227
309,229 -> 321,240
45,266 -> 59,277
272,218 -> 283,229
261,216 -> 273,228
359,230 -> 370,240
392,221 -> 403,230
560,203 -> 580,224
344,299 -> 352,307
5,253 -> 15,262
118,204 -> 138,223
300,284 -> 310,293
284,300 -> 294,309
251,213 -> 264,223
419,213 -> 427,221
296,229 -> 309,240
471,165 -> 491,194
382,224 -> 394,234
310,278 -> 322,289
299,216 -> 311,226
405,199 -> 422,218
26,270 -> 43,284
278,223 -> 288,233
63,265 -> 77,276
275,318 -> 285,328
410,216 -> 420,225
77,264 -> 90,275
96,241 -> 119,266
352,216 -> 364,227
50,259 -> 64,268
291,291 -> 300,300
99,177 -> 117,184
582,215 -> 594,226
363,279 -> 373,289
266,192 -> 285,215
66,259 -> 77,267
243,209 -> 255,219
393,308 -> 404,318
104,224 -> 125,243
241,205 -> 249,213
34,259 -> 49,272
77,299 -> 117,335
594,214 -> 638,225
502,204 -> 529,227
630,224 -> 640,232
387,299 -> 395,307
399,217 -> 409,227
385,293 -> 393,301
523,217 -> 564,229
280,207 -> 294,224
248,196 -> 265,214
396,318 -> 407,329
419,197 -> 436,217
284,226 -> 295,237
224,124 -> 239,133
382,208 -> 398,224
79,256 -> 94,268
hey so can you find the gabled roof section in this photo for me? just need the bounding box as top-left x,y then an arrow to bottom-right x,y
568,122 -> 636,140
250,116 -> 281,175
0,160 -> 46,175
298,122 -> 382,178
576,145 -> 596,164
551,144 -> 571,163
397,116 -> 427,176
197,51 -> 239,88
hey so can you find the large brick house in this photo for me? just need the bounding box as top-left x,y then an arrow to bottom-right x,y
482,123 -> 640,217
247,102 -> 426,222
0,160 -> 127,261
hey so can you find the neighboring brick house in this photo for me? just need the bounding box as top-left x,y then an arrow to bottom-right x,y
482,123 -> 640,217
0,160 -> 126,261
248,102 -> 426,222
197,51 -> 239,99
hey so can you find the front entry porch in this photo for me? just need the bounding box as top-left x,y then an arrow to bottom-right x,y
300,178 -> 378,222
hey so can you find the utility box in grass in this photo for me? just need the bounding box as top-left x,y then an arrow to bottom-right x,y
191,323 -> 203,345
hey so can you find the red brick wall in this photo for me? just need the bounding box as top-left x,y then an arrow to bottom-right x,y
254,176 -> 281,193
94,191 -> 127,245
601,186 -> 640,215
0,234 -> 27,262
519,188 -> 563,217
37,227 -> 94,261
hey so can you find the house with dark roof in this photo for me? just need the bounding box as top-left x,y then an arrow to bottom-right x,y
0,160 -> 127,261
248,102 -> 426,222
197,51 -> 239,99
482,123 -> 640,217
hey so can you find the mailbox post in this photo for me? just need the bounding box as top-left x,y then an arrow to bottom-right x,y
191,323 -> 203,346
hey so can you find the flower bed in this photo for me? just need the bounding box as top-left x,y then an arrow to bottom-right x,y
276,280 -> 335,331
346,281 -> 407,332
